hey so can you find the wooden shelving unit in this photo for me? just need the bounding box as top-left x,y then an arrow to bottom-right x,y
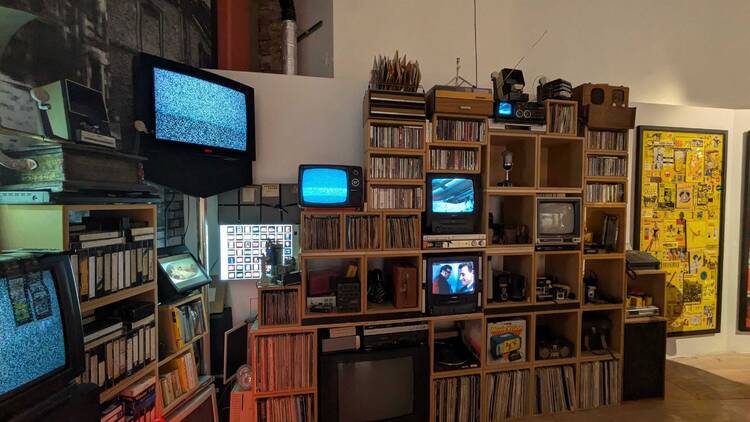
0,204 -> 160,413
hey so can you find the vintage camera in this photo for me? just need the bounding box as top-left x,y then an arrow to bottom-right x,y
536,276 -> 574,302
492,271 -> 525,303
536,326 -> 574,360
582,316 -> 612,353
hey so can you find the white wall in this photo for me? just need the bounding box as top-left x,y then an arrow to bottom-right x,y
334,0 -> 750,109
296,0 -> 334,77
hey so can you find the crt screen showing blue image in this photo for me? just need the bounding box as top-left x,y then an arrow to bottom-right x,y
301,168 -> 348,204
0,271 -> 66,396
153,68 -> 247,151
497,101 -> 513,116
431,262 -> 476,295
431,178 -> 474,213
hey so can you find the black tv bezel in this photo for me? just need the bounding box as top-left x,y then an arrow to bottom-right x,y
134,52 -> 256,161
535,197 -> 582,238
425,253 -> 482,315
298,164 -> 357,208
424,173 -> 482,235
157,245 -> 212,300
318,343 -> 429,421
0,254 -> 85,421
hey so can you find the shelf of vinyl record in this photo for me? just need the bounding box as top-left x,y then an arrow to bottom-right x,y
250,328 -> 317,399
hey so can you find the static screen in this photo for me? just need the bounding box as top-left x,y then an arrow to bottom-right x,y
431,261 -> 476,295
301,168 -> 349,205
153,68 -> 247,151
0,270 -> 66,396
431,178 -> 475,213
538,203 -> 575,235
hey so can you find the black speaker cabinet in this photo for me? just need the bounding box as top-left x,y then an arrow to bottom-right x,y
210,307 -> 233,377
623,320 -> 666,400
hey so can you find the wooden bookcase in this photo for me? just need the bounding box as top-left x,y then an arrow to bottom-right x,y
0,204 -> 160,406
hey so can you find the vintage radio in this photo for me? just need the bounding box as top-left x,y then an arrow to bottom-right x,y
572,83 -> 636,130
392,265 -> 418,308
426,85 -> 493,118
493,100 -> 546,125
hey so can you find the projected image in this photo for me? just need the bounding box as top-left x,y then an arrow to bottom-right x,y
431,261 -> 476,295
220,225 -> 296,280
431,178 -> 475,213
301,168 -> 349,205
153,68 -> 247,151
0,271 -> 65,395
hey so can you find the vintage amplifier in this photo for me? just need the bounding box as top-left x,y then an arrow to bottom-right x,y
365,89 -> 426,120
572,83 -> 636,130
426,85 -> 493,117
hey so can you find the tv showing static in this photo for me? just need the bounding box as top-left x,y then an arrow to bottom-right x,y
134,53 -> 255,197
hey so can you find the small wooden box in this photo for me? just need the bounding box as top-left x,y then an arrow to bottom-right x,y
427,86 -> 493,117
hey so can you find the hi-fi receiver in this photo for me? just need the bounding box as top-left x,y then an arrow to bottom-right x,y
493,100 -> 546,125
423,233 -> 486,250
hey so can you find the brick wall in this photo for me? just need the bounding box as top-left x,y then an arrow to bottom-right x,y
257,0 -> 282,73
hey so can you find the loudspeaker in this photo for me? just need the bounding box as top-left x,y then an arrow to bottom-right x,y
573,83 -> 636,130
210,307 -> 234,377
623,320 -> 666,400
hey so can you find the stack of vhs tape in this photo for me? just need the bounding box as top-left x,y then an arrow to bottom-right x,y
68,223 -> 155,304
78,308 -> 156,389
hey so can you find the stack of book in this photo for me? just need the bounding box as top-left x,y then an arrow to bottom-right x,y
487,370 -> 529,420
587,130 -> 626,151
256,394 -> 314,422
384,215 -> 418,249
159,350 -> 199,408
69,223 -> 156,304
586,183 -> 625,203
586,156 -> 627,177
158,300 -> 206,353
301,215 -> 340,250
78,310 -> 156,389
345,215 -> 380,249
429,148 -> 478,171
433,375 -> 481,422
579,360 -> 620,409
260,289 -> 300,326
435,118 -> 486,142
369,124 -> 424,149
369,186 -> 424,210
368,156 -> 423,179
549,103 -> 576,135
535,366 -> 576,414
121,376 -> 157,422
255,333 -> 315,392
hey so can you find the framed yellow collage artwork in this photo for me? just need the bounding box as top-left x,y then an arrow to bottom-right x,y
634,126 -> 726,336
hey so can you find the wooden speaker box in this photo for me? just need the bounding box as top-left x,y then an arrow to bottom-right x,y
392,265 -> 418,308
427,86 -> 493,117
573,83 -> 636,130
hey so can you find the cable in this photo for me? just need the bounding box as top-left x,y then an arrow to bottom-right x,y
182,196 -> 191,245
473,0 -> 478,87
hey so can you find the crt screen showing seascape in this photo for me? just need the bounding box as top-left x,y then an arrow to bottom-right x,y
153,68 -> 248,151
0,270 -> 66,396
431,178 -> 475,213
430,261 -> 476,296
301,168 -> 349,205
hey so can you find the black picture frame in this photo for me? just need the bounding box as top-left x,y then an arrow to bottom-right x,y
633,126 -> 727,337
738,132 -> 750,332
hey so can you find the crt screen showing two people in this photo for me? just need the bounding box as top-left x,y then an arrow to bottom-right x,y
431,262 -> 476,295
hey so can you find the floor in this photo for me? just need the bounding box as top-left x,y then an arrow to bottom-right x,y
529,353 -> 750,421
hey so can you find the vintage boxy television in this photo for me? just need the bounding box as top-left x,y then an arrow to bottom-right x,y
535,197 -> 582,250
424,254 -> 482,316
424,174 -> 482,235
157,245 -> 212,300
0,254 -> 86,421
297,165 -> 364,209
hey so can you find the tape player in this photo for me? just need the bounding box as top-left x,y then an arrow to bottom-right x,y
493,100 -> 546,125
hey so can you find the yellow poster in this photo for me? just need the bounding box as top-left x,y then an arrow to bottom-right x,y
637,127 -> 725,335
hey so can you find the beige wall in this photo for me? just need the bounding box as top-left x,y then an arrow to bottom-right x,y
334,0 -> 750,109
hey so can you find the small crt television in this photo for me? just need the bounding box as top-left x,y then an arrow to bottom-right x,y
157,245 -> 212,300
535,197 -> 582,250
298,165 -> 364,209
425,174 -> 482,234
0,253 -> 84,421
425,254 -> 482,316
